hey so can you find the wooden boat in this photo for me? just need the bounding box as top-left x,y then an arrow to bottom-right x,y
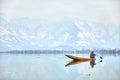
65,54 -> 96,67
65,54 -> 95,61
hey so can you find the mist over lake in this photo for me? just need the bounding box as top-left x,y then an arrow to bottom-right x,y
0,0 -> 120,80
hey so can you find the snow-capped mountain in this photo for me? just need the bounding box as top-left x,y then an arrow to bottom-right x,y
0,15 -> 120,51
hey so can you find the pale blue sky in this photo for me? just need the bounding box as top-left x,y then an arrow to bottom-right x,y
0,0 -> 120,23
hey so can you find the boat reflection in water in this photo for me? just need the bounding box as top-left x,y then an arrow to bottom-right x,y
65,59 -> 102,68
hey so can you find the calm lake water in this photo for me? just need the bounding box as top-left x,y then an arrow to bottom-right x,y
0,53 -> 120,80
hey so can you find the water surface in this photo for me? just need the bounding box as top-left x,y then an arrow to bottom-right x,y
0,53 -> 120,80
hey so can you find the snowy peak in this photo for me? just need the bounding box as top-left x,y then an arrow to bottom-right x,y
0,16 -> 120,51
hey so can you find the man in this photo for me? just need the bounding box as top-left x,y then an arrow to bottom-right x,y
90,51 -> 96,68
90,51 -> 96,58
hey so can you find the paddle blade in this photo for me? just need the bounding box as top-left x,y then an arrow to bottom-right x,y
100,57 -> 102,59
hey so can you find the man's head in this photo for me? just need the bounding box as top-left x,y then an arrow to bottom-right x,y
91,51 -> 94,53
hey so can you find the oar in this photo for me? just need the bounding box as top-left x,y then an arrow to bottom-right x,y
96,54 -> 102,59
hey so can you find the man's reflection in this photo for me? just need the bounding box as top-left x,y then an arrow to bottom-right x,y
90,60 -> 96,68
90,60 -> 102,68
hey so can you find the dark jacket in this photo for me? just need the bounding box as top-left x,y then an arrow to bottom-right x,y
90,52 -> 95,58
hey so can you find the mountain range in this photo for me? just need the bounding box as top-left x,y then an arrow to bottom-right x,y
0,15 -> 120,51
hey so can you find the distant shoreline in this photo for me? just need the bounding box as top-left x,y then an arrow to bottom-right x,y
0,49 -> 120,54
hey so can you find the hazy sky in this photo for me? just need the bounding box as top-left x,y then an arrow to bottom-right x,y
0,0 -> 120,23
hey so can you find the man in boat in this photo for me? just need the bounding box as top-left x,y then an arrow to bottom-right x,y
90,51 -> 96,68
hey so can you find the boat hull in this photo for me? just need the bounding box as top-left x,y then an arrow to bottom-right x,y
65,54 -> 95,61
